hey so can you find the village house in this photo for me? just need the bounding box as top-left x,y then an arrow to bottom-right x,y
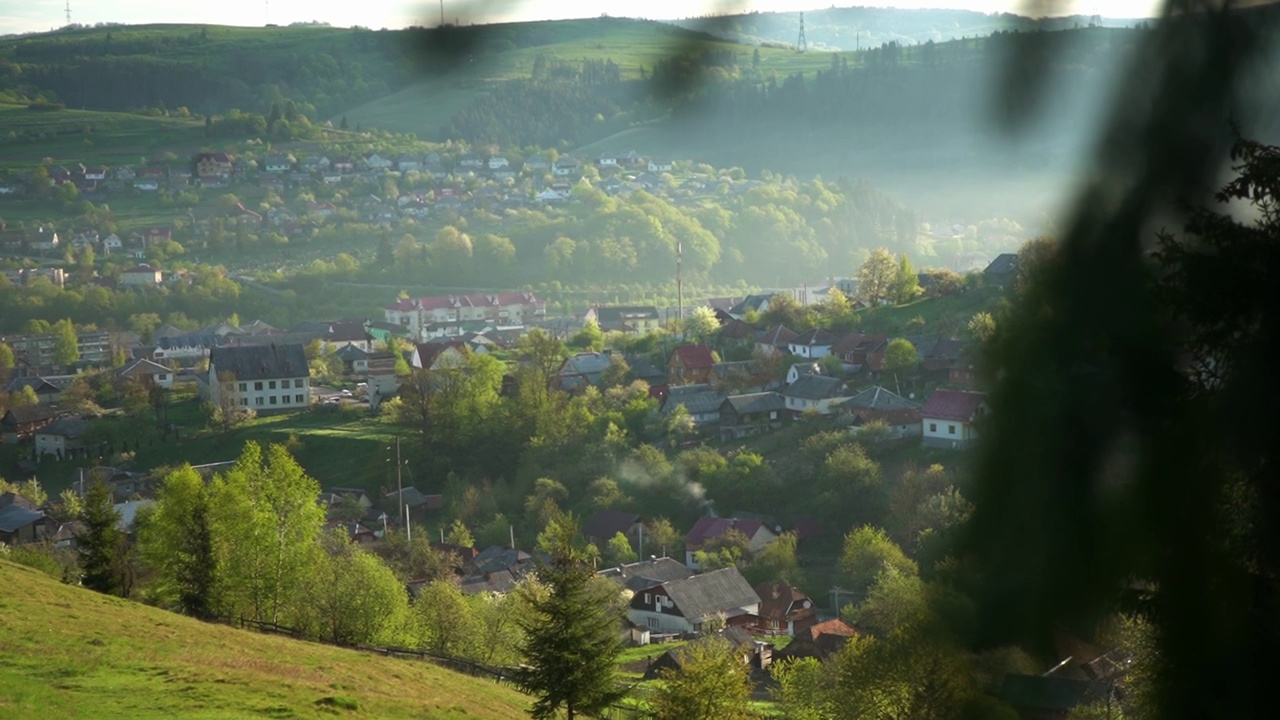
582,509 -> 643,548
628,566 -> 760,635
753,582 -> 818,637
755,324 -> 797,356
661,384 -> 727,427
772,618 -> 858,663
35,416 -> 89,459
554,351 -> 615,391
839,385 -> 921,438
984,252 -> 1019,286
202,344 -> 311,414
410,341 -> 468,371
599,557 -> 694,593
781,374 -> 849,416
787,328 -> 838,359
585,305 -> 661,334
718,392 -> 786,441
551,157 -> 580,176
0,492 -> 54,545
730,295 -> 773,321
648,159 -> 674,173
194,151 -> 233,177
684,516 -> 778,569
831,333 -> 888,372
120,263 -> 163,288
1,405 -> 59,443
920,389 -> 989,449
115,358 -> 174,389
383,292 -> 544,339
666,344 -> 715,385
786,361 -> 826,386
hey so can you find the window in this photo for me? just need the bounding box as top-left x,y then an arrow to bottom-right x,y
270,396 -> 277,405
255,397 -> 264,406
254,381 -> 263,391
239,383 -> 247,392
647,618 -> 658,629
269,381 -> 277,390
948,424 -> 956,435
240,398 -> 248,406
295,379 -> 305,388
644,593 -> 652,604
929,423 -> 937,433
295,394 -> 305,404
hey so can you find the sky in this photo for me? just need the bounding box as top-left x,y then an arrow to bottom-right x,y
1,1 -> 1165,36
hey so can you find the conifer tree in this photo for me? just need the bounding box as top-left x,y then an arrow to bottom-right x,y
515,515 -> 625,720
76,480 -> 124,595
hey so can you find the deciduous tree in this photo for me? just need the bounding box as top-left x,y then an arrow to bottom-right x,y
652,637 -> 754,720
857,248 -> 897,306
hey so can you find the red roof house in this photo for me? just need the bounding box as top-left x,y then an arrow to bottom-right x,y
667,344 -> 716,385
920,389 -> 988,449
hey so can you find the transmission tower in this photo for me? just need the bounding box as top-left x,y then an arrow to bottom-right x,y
1089,1 -> 1102,28
65,0 -> 71,26
797,12 -> 808,53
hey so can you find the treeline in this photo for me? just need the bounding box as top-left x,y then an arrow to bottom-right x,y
379,175 -> 917,287
439,78 -> 634,149
0,29 -> 399,120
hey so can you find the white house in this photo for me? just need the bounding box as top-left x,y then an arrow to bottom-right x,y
786,329 -> 837,359
919,389 -> 988,449
627,567 -> 760,635
648,159 -> 674,173
35,416 -> 89,459
203,344 -> 311,414
488,156 -> 510,170
121,264 -> 163,288
685,517 -> 777,570
116,358 -> 174,389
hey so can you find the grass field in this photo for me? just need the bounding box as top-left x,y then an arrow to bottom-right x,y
2,392 -> 400,500
0,559 -> 529,719
0,103 -> 209,171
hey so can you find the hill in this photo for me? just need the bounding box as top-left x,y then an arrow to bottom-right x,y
671,7 -> 1140,52
0,559 -> 529,719
0,102 -> 210,171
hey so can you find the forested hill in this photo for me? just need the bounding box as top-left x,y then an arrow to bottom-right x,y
670,7 -> 1137,52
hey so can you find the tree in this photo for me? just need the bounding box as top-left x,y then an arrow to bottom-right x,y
209,370 -> 249,433
817,288 -> 855,329
309,529 -> 408,646
569,317 -> 603,351
652,637 -> 754,720
0,342 -> 14,376
857,248 -> 897,306
208,442 -> 324,625
683,306 -> 720,343
445,518 -> 475,547
893,253 -> 922,304
883,338 -> 918,375
968,311 -> 996,342
838,525 -> 917,604
76,480 -> 125,595
120,378 -> 151,417
18,479 -> 47,507
645,517 -> 682,559
51,318 -> 79,366
413,578 -> 479,657
139,465 -> 216,617
10,385 -> 38,407
514,516 -> 625,720
760,292 -> 811,330
745,531 -> 804,586
606,531 -> 637,565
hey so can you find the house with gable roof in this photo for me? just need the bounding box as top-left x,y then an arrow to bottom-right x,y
781,375 -> 850,416
920,389 -> 988,448
202,344 -> 310,414
661,383 -> 726,427
667,344 -> 715,386
787,328 -> 838,359
685,516 -> 777,569
838,385 -> 921,438
628,566 -> 761,634
753,581 -> 818,637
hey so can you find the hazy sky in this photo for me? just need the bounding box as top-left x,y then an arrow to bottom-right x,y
2,1 -> 1164,36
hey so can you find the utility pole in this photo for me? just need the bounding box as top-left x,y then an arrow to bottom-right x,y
440,0 -> 445,26
676,240 -> 683,327
396,436 -> 410,542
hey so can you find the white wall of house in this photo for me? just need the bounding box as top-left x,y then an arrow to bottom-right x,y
787,343 -> 832,359
629,607 -> 695,635
205,374 -> 311,412
922,417 -> 977,447
784,395 -> 840,415
35,432 -> 78,457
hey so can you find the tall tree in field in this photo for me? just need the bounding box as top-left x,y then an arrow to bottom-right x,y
52,318 -> 79,366
139,465 -> 216,617
892,253 -> 922,304
308,528 -> 408,646
209,442 -> 324,625
856,248 -> 897,307
76,480 -> 124,595
652,637 -> 754,720
883,338 -> 919,375
515,515 -> 625,720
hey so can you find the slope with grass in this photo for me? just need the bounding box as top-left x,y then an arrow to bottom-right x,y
0,559 -> 528,719
0,102 -> 209,171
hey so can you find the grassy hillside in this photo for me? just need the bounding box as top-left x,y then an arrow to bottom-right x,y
337,17 -> 837,139
0,102 -> 209,170
0,559 -> 528,719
